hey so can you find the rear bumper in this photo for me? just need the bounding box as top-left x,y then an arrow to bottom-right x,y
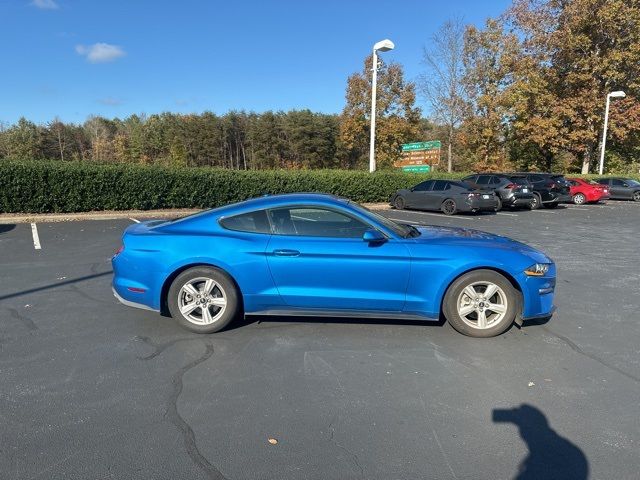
504,195 -> 534,206
112,286 -> 159,312
465,197 -> 499,211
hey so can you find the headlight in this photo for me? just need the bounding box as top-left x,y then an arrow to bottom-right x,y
524,263 -> 551,276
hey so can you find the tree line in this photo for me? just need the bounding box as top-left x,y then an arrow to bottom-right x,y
1,0 -> 638,174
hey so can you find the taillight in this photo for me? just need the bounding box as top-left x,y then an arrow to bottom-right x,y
505,183 -> 516,189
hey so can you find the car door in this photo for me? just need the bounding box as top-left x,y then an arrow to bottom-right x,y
265,206 -> 411,311
405,180 -> 434,209
610,179 -> 631,199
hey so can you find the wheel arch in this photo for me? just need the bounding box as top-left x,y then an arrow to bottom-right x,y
159,262 -> 243,316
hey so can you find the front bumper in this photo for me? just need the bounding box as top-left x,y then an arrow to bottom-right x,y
465,196 -> 499,211
519,273 -> 556,319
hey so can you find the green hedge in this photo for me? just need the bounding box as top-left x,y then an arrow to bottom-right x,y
2,161 -> 638,213
0,160 -> 467,213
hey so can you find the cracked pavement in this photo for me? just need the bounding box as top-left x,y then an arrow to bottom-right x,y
1,202 -> 639,479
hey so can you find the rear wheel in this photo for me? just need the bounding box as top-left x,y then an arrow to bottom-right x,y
168,266 -> 240,333
529,193 -> 541,210
441,199 -> 457,216
633,191 -> 640,202
443,270 -> 518,338
495,197 -> 503,212
394,196 -> 406,210
572,193 -> 586,205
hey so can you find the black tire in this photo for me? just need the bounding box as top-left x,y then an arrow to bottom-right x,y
441,198 -> 457,215
443,269 -> 519,338
633,191 -> 640,202
529,193 -> 541,210
572,193 -> 586,205
167,266 -> 240,333
543,202 -> 559,209
494,197 -> 502,212
394,196 -> 406,210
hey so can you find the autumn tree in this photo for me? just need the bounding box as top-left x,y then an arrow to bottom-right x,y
461,19 -> 519,171
339,55 -> 421,169
506,0 -> 640,173
420,17 -> 467,172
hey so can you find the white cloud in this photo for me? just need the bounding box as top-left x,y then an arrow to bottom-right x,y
31,0 -> 59,9
76,43 -> 126,63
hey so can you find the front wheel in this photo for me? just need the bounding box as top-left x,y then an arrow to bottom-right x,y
633,191 -> 640,202
441,199 -> 457,216
394,196 -> 406,210
167,266 -> 240,333
443,269 -> 518,338
494,197 -> 503,212
572,193 -> 586,205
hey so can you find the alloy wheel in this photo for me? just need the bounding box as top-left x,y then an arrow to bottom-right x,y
178,277 -> 227,325
573,193 -> 586,205
634,192 -> 640,202
456,281 -> 508,330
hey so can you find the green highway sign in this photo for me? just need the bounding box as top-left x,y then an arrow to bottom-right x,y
401,141 -> 442,152
402,165 -> 431,172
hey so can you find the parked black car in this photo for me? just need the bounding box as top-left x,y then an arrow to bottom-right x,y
505,173 -> 572,209
391,179 -> 499,215
461,173 -> 535,210
595,178 -> 640,201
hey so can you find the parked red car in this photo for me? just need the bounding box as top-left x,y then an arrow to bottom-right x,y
566,177 -> 610,204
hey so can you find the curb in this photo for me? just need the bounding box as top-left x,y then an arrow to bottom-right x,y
0,203 -> 390,224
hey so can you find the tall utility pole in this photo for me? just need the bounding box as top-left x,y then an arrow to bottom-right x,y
369,39 -> 394,173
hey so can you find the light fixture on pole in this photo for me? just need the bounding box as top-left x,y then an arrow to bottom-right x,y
369,39 -> 394,173
598,90 -> 626,175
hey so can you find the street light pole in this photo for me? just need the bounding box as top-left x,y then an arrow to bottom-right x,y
598,90 -> 626,175
369,39 -> 394,173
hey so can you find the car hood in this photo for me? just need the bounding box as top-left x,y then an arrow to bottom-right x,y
411,225 -> 552,263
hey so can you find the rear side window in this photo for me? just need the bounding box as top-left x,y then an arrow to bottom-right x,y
432,180 -> 450,191
489,176 -> 501,185
413,180 -> 434,191
220,210 -> 271,234
528,174 -> 544,183
476,175 -> 492,185
611,179 -> 626,186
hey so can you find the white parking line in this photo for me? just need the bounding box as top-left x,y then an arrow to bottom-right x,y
129,218 -> 140,223
532,209 -> 556,213
496,212 -> 518,217
30,223 -> 41,250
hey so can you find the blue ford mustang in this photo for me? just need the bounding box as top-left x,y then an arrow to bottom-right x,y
112,193 -> 556,337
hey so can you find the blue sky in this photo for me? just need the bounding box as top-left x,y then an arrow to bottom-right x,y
0,0 -> 510,124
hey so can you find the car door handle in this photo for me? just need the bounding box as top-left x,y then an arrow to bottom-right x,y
273,249 -> 300,257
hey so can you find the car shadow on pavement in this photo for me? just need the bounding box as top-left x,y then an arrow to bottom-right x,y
493,404 -> 589,480
0,223 -> 16,235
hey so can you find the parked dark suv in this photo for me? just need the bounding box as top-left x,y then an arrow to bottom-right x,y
505,173 -> 572,209
595,178 -> 640,201
461,173 -> 535,210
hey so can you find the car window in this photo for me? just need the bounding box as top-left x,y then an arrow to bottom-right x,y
476,175 -> 492,185
596,179 -> 610,185
627,180 -> 640,187
528,174 -> 543,183
462,175 -> 477,183
432,180 -> 449,191
269,207 -> 370,238
489,176 -> 501,185
220,210 -> 271,234
569,180 -> 580,186
611,179 -> 626,186
413,180 -> 434,192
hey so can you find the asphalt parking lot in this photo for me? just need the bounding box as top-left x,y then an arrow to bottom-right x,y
1,201 -> 639,480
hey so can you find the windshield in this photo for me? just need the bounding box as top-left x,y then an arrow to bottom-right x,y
348,202 -> 417,238
627,179 -> 640,187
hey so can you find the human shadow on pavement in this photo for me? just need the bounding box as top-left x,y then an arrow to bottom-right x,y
493,404 -> 588,480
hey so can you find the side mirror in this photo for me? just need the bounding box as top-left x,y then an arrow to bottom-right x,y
363,229 -> 387,244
